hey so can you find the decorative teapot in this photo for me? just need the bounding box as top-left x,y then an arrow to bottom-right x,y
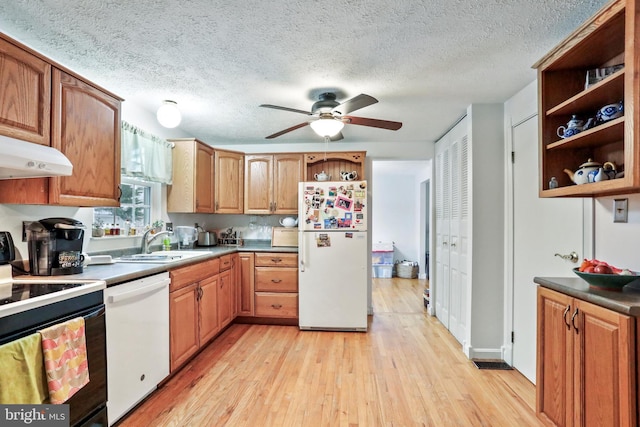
557,115 -> 595,139
340,170 -> 358,181
279,217 -> 298,228
587,161 -> 617,183
314,171 -> 330,181
563,159 -> 615,185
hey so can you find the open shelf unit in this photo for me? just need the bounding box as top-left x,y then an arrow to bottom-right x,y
533,0 -> 640,197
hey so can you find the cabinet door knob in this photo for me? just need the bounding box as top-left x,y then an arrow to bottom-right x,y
563,305 -> 571,330
571,308 -> 579,333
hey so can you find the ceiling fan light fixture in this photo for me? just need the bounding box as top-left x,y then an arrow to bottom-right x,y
310,117 -> 344,137
157,100 -> 182,128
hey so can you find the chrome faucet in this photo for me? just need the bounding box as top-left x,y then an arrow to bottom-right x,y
140,230 -> 173,254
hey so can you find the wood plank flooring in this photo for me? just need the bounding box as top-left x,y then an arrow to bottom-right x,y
119,278 -> 543,426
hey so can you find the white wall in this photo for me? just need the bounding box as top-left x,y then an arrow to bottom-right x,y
593,195 -> 640,271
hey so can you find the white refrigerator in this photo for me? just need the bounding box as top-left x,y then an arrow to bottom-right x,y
298,180 -> 368,331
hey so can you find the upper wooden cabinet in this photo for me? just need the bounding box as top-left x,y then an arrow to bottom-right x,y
0,35 -> 51,145
168,138 -> 215,213
0,34 -> 122,207
304,151 -> 366,181
0,68 -> 121,206
534,0 -> 640,197
214,149 -> 243,213
244,153 -> 303,214
50,70 -> 121,206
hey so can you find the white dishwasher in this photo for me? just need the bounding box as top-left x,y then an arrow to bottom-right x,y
104,272 -> 170,425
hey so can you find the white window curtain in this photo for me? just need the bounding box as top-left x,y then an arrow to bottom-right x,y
121,121 -> 173,184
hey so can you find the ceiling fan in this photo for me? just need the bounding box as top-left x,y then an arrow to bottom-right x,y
260,92 -> 402,140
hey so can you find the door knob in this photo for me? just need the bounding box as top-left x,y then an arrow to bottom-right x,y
554,251 -> 579,263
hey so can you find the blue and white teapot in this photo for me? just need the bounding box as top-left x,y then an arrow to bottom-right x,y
557,115 -> 594,139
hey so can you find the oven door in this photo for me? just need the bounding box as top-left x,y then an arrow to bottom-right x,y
67,305 -> 107,427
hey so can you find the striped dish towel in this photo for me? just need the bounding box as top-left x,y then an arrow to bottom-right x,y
39,317 -> 89,404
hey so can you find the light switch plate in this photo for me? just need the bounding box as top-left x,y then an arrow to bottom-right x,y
614,198 -> 628,223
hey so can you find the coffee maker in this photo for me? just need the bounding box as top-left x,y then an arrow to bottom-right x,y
27,217 -> 85,276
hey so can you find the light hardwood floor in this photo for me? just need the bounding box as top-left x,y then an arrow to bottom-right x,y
119,278 -> 543,426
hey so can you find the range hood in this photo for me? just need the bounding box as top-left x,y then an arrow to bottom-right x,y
0,135 -> 73,179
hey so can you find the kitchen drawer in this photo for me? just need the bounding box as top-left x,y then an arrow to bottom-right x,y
219,254 -> 232,271
170,257 -> 220,291
255,252 -> 298,268
255,292 -> 298,318
255,267 -> 298,292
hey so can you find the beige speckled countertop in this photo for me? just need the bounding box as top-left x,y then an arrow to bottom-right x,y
18,241 -> 298,287
534,276 -> 640,316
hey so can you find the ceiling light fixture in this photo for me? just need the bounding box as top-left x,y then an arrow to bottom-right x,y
309,115 -> 344,137
157,100 -> 182,128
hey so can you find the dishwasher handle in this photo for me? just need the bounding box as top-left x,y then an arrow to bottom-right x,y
107,278 -> 170,304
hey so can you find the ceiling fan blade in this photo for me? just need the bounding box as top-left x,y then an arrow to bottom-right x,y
344,115 -> 403,131
265,122 -> 310,139
330,132 -> 344,142
332,94 -> 378,115
260,104 -> 312,115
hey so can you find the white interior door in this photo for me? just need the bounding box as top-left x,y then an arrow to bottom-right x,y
448,136 -> 469,344
434,146 -> 450,328
512,115 -> 584,383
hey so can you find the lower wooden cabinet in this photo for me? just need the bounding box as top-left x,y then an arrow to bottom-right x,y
217,266 -> 233,329
168,283 -> 199,371
198,275 -> 219,344
536,286 -> 636,426
237,252 -> 255,316
254,252 -> 298,320
169,258 -> 220,372
255,292 -> 298,318
169,252 -> 296,372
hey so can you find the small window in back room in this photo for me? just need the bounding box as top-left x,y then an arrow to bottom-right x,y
93,177 -> 153,235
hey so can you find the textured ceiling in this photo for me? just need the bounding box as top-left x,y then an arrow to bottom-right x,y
0,0 -> 609,145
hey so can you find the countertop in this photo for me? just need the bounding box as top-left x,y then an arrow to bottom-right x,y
534,276 -> 640,316
17,242 -> 298,287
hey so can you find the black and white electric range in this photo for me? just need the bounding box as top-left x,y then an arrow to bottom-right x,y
0,264 -> 106,318
0,264 -> 109,427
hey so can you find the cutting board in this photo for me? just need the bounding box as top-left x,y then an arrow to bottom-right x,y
271,227 -> 298,247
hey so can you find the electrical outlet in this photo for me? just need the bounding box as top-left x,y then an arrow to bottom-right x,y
614,199 -> 628,223
22,221 -> 33,241
166,222 -> 173,232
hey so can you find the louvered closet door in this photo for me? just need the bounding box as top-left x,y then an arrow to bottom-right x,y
448,135 -> 469,344
434,141 -> 450,329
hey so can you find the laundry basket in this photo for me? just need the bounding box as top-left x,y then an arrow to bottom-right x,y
396,261 -> 418,279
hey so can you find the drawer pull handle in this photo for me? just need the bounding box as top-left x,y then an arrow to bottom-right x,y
271,258 -> 282,263
271,279 -> 282,283
271,304 -> 282,309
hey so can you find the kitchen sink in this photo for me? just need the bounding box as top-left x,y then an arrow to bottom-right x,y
116,250 -> 211,264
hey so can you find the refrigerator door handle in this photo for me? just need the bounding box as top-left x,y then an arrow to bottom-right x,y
299,230 -> 305,272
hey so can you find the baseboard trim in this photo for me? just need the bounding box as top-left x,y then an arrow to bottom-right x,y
465,346 -> 504,360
